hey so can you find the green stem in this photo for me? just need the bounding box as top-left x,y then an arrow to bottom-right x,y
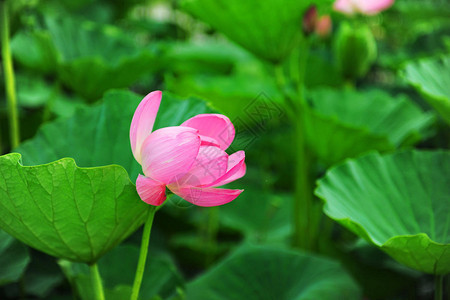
89,263 -> 105,300
274,64 -> 297,121
130,206 -> 157,300
1,0 -> 20,149
292,107 -> 314,250
344,79 -> 355,90
292,39 -> 309,104
290,40 -> 315,250
435,274 -> 444,300
274,64 -> 287,88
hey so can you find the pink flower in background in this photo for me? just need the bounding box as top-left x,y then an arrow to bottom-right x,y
130,91 -> 246,207
333,0 -> 394,15
315,15 -> 332,37
302,5 -> 333,38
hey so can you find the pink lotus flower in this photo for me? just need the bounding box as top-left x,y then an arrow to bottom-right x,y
315,15 -> 332,37
130,91 -> 246,207
333,0 -> 394,15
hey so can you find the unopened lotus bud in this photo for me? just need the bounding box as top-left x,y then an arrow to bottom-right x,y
334,22 -> 377,79
302,5 -> 317,36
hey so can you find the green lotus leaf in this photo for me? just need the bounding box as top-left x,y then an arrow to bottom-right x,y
16,73 -> 56,108
163,41 -> 249,75
11,16 -> 158,100
305,88 -> 434,165
38,0 -> 140,20
315,150 -> 450,274
181,0 -> 332,63
185,245 -> 361,300
0,229 -> 30,285
12,72 -> 88,117
15,90 -> 211,182
403,55 -> 450,124
0,153 -> 148,264
165,43 -> 283,126
165,71 -> 282,125
11,30 -> 59,74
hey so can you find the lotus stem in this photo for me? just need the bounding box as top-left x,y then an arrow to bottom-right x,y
1,0 -> 20,149
89,263 -> 105,300
274,64 -> 287,88
435,274 -> 444,300
130,206 -> 157,300
274,44 -> 315,250
293,107 -> 315,250
290,41 -> 316,250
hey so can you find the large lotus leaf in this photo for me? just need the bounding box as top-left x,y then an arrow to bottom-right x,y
185,245 -> 361,300
403,55 -> 450,124
60,244 -> 183,300
38,0 -> 140,22
304,88 -> 434,165
16,73 -> 55,108
315,150 -> 450,274
0,153 -> 148,263
15,90 -> 211,182
39,0 -> 94,11
0,229 -> 30,285
58,52 -> 156,101
49,17 -> 159,100
43,16 -> 145,66
13,72 -> 87,118
165,72 -> 282,125
10,30 -> 59,74
163,41 -> 250,75
11,17 -> 158,100
181,0 -> 331,63
50,94 -> 88,118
